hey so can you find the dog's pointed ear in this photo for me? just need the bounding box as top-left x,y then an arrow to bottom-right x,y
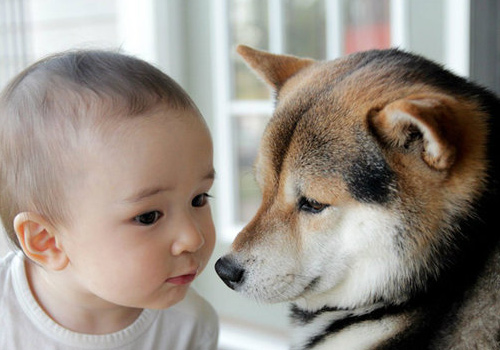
369,94 -> 464,171
237,45 -> 315,90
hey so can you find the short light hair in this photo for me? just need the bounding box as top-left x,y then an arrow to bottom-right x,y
0,50 -> 197,250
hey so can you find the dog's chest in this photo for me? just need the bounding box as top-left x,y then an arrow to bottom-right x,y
291,310 -> 405,350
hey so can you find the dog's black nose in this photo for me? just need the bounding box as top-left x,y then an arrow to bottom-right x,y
215,255 -> 245,290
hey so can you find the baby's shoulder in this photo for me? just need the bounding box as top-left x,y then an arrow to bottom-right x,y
0,251 -> 18,277
1,250 -> 15,264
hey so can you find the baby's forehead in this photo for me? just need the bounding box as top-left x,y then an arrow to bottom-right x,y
79,104 -> 206,147
74,107 -> 212,182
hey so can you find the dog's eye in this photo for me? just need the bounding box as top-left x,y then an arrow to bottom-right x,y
298,197 -> 329,214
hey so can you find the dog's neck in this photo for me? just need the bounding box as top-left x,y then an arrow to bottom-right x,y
289,302 -> 418,350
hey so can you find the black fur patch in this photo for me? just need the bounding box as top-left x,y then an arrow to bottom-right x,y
304,305 -> 406,349
290,304 -> 346,325
344,133 -> 396,204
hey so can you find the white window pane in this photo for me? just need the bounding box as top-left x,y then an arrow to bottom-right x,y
284,0 -> 327,59
344,0 -> 391,54
229,0 -> 270,100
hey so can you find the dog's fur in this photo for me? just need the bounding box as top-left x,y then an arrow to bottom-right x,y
215,46 -> 500,350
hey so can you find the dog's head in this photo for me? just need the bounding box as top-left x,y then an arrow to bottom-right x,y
215,46 -> 489,309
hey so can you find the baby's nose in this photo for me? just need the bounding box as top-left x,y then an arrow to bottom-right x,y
171,218 -> 205,255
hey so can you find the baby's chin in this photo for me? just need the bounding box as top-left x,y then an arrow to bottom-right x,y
152,284 -> 192,310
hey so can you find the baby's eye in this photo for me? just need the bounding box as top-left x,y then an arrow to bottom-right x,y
134,211 -> 163,225
192,193 -> 212,208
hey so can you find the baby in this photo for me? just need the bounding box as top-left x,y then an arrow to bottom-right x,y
0,50 -> 218,349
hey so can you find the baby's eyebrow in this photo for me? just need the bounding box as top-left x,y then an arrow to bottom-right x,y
123,169 -> 216,204
124,187 -> 171,204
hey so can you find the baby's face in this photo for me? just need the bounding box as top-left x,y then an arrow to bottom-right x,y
58,108 -> 215,309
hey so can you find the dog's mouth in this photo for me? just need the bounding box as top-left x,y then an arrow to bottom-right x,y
215,254 -> 325,302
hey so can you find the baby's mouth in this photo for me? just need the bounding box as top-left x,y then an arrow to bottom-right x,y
165,270 -> 197,285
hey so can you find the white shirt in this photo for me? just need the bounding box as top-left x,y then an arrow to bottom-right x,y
0,252 -> 219,350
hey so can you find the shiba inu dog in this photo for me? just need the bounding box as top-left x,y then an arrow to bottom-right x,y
215,46 -> 500,350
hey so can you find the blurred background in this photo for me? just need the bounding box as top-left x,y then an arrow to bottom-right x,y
1,0 -> 499,349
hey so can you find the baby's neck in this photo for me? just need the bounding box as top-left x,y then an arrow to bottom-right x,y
26,259 -> 143,334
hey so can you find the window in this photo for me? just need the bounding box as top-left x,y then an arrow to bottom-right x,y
0,0 -> 181,90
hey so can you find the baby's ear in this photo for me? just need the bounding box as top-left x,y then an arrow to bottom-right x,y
13,212 -> 69,270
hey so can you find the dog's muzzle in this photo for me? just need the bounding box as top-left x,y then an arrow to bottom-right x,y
215,255 -> 245,290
